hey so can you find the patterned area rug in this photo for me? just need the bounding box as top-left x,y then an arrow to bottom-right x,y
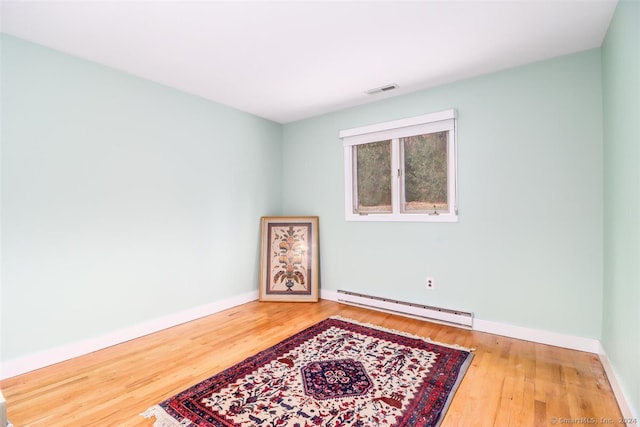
142,316 -> 473,427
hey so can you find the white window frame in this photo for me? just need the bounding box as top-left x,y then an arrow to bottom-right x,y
340,109 -> 458,222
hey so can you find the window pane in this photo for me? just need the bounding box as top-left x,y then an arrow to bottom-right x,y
354,140 -> 392,213
401,132 -> 448,212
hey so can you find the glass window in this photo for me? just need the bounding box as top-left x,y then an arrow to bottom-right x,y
340,110 -> 457,222
401,132 -> 448,214
354,140 -> 392,214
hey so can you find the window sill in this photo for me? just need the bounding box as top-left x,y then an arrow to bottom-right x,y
345,213 -> 458,223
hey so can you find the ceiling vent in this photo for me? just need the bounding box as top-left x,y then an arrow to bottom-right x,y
366,84 -> 399,95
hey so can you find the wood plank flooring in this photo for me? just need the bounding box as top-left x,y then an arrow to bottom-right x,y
0,300 -> 623,426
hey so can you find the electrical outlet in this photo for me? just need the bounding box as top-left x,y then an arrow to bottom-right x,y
426,277 -> 435,290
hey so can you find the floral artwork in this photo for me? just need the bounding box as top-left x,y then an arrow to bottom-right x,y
260,217 -> 319,302
269,225 -> 309,293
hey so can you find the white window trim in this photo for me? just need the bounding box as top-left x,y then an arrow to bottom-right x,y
340,109 -> 458,223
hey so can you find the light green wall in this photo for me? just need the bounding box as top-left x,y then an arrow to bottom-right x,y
602,0 -> 640,417
0,35 -> 282,361
282,50 -> 604,339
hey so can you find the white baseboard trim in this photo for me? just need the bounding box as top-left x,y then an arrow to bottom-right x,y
0,291 -> 259,380
472,319 -> 600,353
322,289 -> 599,353
320,289 -> 339,300
598,342 -> 636,422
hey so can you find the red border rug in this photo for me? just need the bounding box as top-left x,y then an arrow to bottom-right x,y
142,316 -> 473,427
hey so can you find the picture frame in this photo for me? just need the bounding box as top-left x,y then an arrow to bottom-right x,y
259,216 -> 319,302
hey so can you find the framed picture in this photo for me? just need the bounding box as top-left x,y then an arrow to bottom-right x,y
259,216 -> 319,302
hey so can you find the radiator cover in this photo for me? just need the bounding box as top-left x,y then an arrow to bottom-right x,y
337,290 -> 473,329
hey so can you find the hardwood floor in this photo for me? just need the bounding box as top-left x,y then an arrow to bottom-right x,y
1,300 -> 623,426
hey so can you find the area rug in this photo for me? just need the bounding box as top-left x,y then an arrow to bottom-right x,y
142,316 -> 473,427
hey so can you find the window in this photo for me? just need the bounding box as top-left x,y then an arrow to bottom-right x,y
340,109 -> 457,222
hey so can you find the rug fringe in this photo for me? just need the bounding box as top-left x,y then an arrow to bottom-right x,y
329,315 -> 476,352
140,405 -> 193,427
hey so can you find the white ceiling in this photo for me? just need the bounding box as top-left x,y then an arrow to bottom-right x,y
1,0 -> 617,124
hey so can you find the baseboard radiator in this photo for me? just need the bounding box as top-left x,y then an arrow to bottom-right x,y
337,290 -> 473,329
